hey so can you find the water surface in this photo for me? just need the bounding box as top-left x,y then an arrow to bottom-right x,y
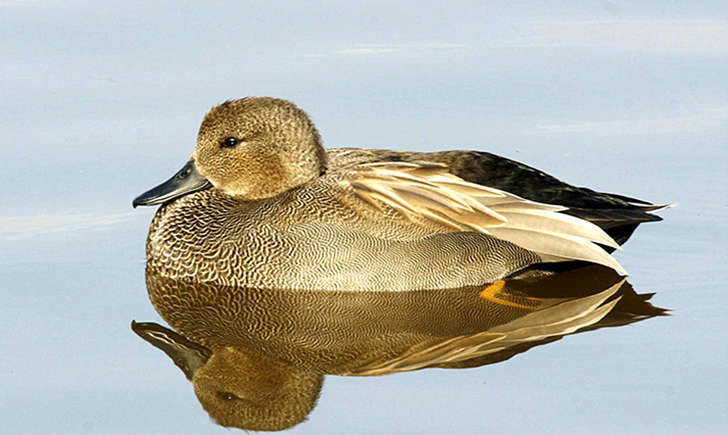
2,1 -> 727,433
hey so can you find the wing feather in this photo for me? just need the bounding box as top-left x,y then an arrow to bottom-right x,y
341,161 -> 626,275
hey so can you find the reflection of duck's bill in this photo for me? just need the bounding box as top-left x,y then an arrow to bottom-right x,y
133,160 -> 212,208
131,320 -> 211,380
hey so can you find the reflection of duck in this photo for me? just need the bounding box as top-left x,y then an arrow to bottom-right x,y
134,97 -> 668,294
133,266 -> 666,431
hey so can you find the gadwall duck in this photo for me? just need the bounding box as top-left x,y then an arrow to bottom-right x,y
133,97 -> 668,292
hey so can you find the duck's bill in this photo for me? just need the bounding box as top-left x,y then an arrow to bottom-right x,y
133,160 -> 212,208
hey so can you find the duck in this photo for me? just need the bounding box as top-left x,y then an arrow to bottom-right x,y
133,97 -> 668,293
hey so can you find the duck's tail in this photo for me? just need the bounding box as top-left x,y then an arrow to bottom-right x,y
566,201 -> 674,247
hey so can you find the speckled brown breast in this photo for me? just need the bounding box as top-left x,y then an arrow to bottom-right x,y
145,177 -> 538,289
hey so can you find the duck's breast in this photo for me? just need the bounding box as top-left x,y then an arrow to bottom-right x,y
145,185 -> 540,292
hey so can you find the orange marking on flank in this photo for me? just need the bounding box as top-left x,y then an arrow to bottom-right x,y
479,280 -> 540,310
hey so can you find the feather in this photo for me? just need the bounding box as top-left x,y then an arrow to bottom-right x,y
341,161 -> 627,275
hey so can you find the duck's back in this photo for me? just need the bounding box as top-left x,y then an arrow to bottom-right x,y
327,148 -> 662,245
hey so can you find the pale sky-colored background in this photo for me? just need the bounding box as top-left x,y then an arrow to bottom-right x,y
1,1 -> 727,433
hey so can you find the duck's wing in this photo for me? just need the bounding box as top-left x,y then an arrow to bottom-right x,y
339,161 -> 627,275
327,148 -> 670,246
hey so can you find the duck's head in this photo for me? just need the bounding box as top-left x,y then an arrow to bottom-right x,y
133,97 -> 326,206
132,321 -> 324,431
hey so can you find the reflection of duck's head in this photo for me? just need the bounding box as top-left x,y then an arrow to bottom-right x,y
194,347 -> 323,431
193,97 -> 326,200
131,322 -> 323,431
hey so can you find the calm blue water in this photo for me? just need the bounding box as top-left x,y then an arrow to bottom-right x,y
2,1 -> 727,433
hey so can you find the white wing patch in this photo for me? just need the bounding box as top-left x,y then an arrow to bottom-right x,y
341,161 -> 626,275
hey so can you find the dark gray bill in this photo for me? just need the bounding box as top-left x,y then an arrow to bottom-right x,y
132,160 -> 212,208
131,320 -> 212,380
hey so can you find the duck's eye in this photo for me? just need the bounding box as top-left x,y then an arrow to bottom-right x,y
220,137 -> 239,148
218,391 -> 239,401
